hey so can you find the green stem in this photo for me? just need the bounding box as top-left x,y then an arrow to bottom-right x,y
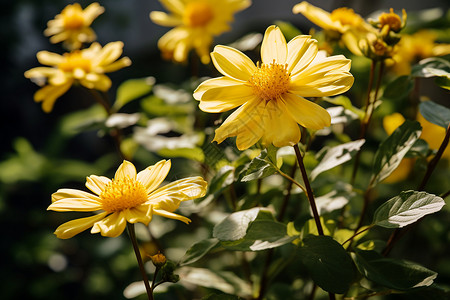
342,225 -> 373,248
293,144 -> 324,236
127,223 -> 153,300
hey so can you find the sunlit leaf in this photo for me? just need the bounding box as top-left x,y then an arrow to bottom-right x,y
105,113 -> 141,129
310,139 -> 365,180
324,95 -> 364,119
314,182 -> 355,215
179,238 -> 220,266
298,235 -> 356,294
373,190 -> 445,228
412,57 -> 450,78
241,148 -> 278,182
213,208 -> 263,241
419,101 -> 450,129
352,250 -> 437,290
113,77 -> 154,111
158,147 -> 204,162
435,76 -> 450,90
369,120 -> 422,188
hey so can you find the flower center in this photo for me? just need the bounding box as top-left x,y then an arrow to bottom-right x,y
58,51 -> 92,73
183,2 -> 214,27
378,8 -> 402,32
99,177 -> 148,213
248,60 -> 290,101
62,6 -> 85,30
330,7 -> 362,27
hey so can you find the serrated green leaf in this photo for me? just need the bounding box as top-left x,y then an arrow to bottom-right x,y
298,235 -> 356,294
419,101 -> 450,129
113,77 -> 154,111
352,250 -> 437,290
310,139 -> 365,180
373,190 -> 445,228
369,120 -> 422,188
179,238 -> 220,266
382,75 -> 414,100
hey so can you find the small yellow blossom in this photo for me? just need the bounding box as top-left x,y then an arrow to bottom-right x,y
194,25 -> 354,150
293,2 -> 375,56
48,160 -> 207,239
376,8 -> 407,33
44,2 -> 105,50
24,42 -> 131,112
150,0 -> 251,64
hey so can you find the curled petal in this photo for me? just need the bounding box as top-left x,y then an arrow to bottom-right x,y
54,212 -> 108,239
211,45 -> 256,81
292,2 -> 340,32
34,82 -> 73,113
153,209 -> 191,224
124,204 -> 153,225
86,175 -> 111,195
137,160 -> 171,193
261,25 -> 287,64
91,211 -> 127,237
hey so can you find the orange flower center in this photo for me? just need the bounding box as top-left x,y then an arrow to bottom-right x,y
58,51 -> 92,73
330,7 -> 362,27
248,60 -> 290,101
183,2 -> 214,27
100,177 -> 148,213
62,7 -> 85,30
379,8 -> 402,32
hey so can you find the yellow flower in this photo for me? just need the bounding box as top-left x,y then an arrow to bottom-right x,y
150,0 -> 251,64
44,2 -> 105,50
194,25 -> 353,150
376,8 -> 406,33
24,42 -> 131,112
48,160 -> 207,239
292,2 -> 375,56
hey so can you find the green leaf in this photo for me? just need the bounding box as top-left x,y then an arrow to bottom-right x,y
202,294 -> 243,300
369,120 -> 422,188
373,190 -> 445,228
113,77 -> 154,111
298,235 -> 356,294
157,147 -> 204,162
352,250 -> 437,290
241,148 -> 277,182
179,238 -> 220,266
435,76 -> 450,90
323,95 -> 365,119
310,139 -> 365,180
213,208 -> 263,241
382,75 -> 414,100
419,101 -> 450,129
412,57 -> 450,78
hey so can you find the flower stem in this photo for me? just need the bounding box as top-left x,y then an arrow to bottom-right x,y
294,144 -> 324,236
127,223 -> 153,300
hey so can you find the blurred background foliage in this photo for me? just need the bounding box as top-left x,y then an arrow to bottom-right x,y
1,0 -> 449,299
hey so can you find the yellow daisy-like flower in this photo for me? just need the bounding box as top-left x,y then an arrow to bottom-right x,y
24,42 -> 131,112
293,2 -> 375,56
194,25 -> 354,150
150,0 -> 251,64
44,2 -> 105,50
48,160 -> 207,239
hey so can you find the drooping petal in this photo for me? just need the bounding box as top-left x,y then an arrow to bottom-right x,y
211,45 -> 256,81
281,93 -> 331,130
33,82 -> 72,113
261,25 -> 287,64
148,176 -> 207,204
150,11 -> 183,27
137,160 -> 171,193
261,100 -> 301,147
289,71 -> 354,97
86,175 -> 111,195
292,2 -> 340,32
52,188 -> 101,203
153,209 -> 191,224
54,212 -> 108,239
124,204 -> 153,225
286,35 -> 318,75
24,67 -> 61,80
91,211 -> 127,237
115,160 -> 137,180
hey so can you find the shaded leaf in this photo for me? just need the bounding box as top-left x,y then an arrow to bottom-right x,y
298,235 -> 355,294
373,190 -> 445,228
419,101 -> 450,129
352,250 -> 437,290
324,95 -> 364,119
113,77 -> 154,111
435,76 -> 450,90
369,120 -> 421,188
382,76 -> 414,100
179,238 -> 220,266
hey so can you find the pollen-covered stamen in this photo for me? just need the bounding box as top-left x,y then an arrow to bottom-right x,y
62,8 -> 85,30
58,51 -> 92,73
100,177 -> 148,213
248,60 -> 290,101
183,2 -> 214,27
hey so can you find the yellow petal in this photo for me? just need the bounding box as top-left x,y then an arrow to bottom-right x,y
294,55 -> 351,79
137,160 -> 171,193
85,175 -> 111,195
48,70 -> 69,85
287,35 -> 318,76
83,2 -> 105,24
115,160 -> 137,180
195,78 -> 254,113
54,212 -> 109,239
159,0 -> 185,15
148,176 -> 207,204
34,82 -> 72,113
99,57 -> 132,73
124,204 -> 153,225
261,25 -> 287,64
150,11 -> 183,27
36,51 -> 64,66
91,211 -> 127,237
80,74 -> 112,91
341,31 -> 363,56
25,67 -> 60,80
95,41 -> 124,66
48,192 -> 102,212
153,209 -> 191,224
211,45 -> 256,81
289,71 -> 354,97
281,93 -> 331,130
262,100 -> 301,147
51,188 -> 101,203
292,2 -> 339,32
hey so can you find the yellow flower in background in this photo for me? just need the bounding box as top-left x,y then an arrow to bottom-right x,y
293,2 -> 375,56
150,0 -> 251,64
376,8 -> 406,33
194,25 -> 353,150
24,42 -> 131,112
391,30 -> 450,75
44,2 -> 105,50
48,160 -> 207,239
